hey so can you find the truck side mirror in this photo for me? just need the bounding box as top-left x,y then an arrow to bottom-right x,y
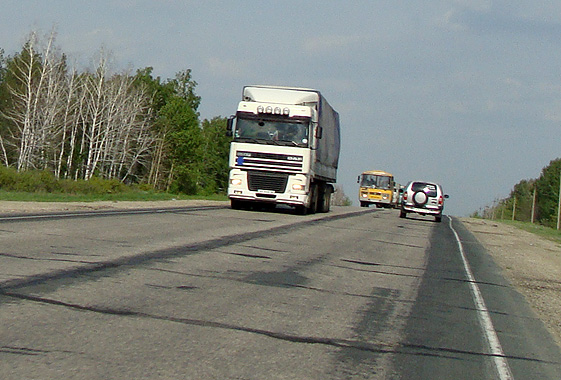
315,126 -> 323,139
226,116 -> 235,137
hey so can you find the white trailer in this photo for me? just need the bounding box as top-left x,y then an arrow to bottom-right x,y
227,85 -> 340,214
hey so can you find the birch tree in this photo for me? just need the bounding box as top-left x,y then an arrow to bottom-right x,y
1,30 -> 69,172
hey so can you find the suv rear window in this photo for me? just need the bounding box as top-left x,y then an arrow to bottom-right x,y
411,182 -> 437,197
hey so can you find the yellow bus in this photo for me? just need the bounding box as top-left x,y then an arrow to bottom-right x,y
357,170 -> 399,208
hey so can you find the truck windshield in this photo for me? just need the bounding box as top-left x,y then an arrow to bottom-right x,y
361,175 -> 392,189
234,116 -> 309,147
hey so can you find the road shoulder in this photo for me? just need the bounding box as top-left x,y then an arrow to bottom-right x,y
459,217 -> 561,347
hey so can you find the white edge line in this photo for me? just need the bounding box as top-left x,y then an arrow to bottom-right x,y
448,216 -> 514,380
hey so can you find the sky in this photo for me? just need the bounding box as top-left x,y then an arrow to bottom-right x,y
2,0 -> 561,216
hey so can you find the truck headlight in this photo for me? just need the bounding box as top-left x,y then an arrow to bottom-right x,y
230,178 -> 242,186
292,183 -> 305,191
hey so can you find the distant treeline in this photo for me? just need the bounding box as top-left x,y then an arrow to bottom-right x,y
0,30 -> 231,195
474,158 -> 561,228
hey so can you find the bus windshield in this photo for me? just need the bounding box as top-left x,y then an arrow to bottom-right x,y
360,174 -> 392,189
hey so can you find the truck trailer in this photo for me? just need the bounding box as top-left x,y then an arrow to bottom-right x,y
227,85 -> 340,214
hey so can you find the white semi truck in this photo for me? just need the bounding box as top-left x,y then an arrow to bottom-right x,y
227,85 -> 340,214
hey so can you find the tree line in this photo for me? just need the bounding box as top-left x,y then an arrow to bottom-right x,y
474,158 -> 561,228
0,30 -> 231,195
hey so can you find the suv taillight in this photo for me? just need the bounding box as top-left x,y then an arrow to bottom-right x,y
438,196 -> 443,205
403,192 -> 408,200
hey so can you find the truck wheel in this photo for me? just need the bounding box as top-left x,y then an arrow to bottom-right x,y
307,184 -> 319,214
231,199 -> 244,210
317,184 -> 332,213
360,201 -> 369,207
295,205 -> 308,215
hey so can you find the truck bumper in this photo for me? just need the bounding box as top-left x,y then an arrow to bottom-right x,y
228,169 -> 310,207
228,192 -> 308,207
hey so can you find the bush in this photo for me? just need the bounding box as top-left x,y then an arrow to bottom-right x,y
0,165 -> 18,189
59,177 -> 127,194
0,167 -> 60,192
0,166 -> 129,195
169,165 -> 198,195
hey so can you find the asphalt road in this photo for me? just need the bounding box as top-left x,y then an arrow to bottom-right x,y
0,205 -> 560,379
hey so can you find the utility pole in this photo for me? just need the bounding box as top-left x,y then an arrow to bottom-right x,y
531,186 -> 537,224
512,196 -> 516,221
557,170 -> 561,230
501,200 -> 505,220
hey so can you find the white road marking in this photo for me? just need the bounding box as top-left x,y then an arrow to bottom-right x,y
448,216 -> 514,380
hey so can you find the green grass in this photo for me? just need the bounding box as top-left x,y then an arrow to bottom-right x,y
0,190 -> 228,203
0,167 -> 228,203
499,219 -> 561,245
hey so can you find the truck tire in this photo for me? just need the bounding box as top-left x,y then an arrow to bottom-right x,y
231,199 -> 244,210
307,183 -> 319,214
317,184 -> 332,213
295,205 -> 308,215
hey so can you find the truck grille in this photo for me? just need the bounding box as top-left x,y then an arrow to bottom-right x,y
236,151 -> 303,173
248,171 -> 288,193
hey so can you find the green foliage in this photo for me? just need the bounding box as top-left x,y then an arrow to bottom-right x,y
535,158 -> 561,227
0,165 -> 18,189
341,196 -> 353,206
480,158 -> 561,228
168,164 -> 198,195
501,220 -> 561,245
510,179 -> 534,221
59,177 -> 128,194
0,166 -> 58,192
0,166 -> 128,194
0,31 -> 232,200
200,117 -> 231,194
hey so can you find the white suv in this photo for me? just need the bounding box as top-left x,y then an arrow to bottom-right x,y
399,181 -> 449,222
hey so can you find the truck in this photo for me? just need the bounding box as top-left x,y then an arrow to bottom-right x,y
227,85 -> 340,214
357,170 -> 400,208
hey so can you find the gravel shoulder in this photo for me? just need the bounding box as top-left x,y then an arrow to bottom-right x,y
460,217 -> 561,347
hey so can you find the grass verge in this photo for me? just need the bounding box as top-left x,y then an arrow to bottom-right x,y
498,220 -> 561,245
0,190 -> 227,203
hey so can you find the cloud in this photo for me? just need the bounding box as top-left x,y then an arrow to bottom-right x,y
443,5 -> 561,43
302,35 -> 364,54
206,57 -> 247,77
